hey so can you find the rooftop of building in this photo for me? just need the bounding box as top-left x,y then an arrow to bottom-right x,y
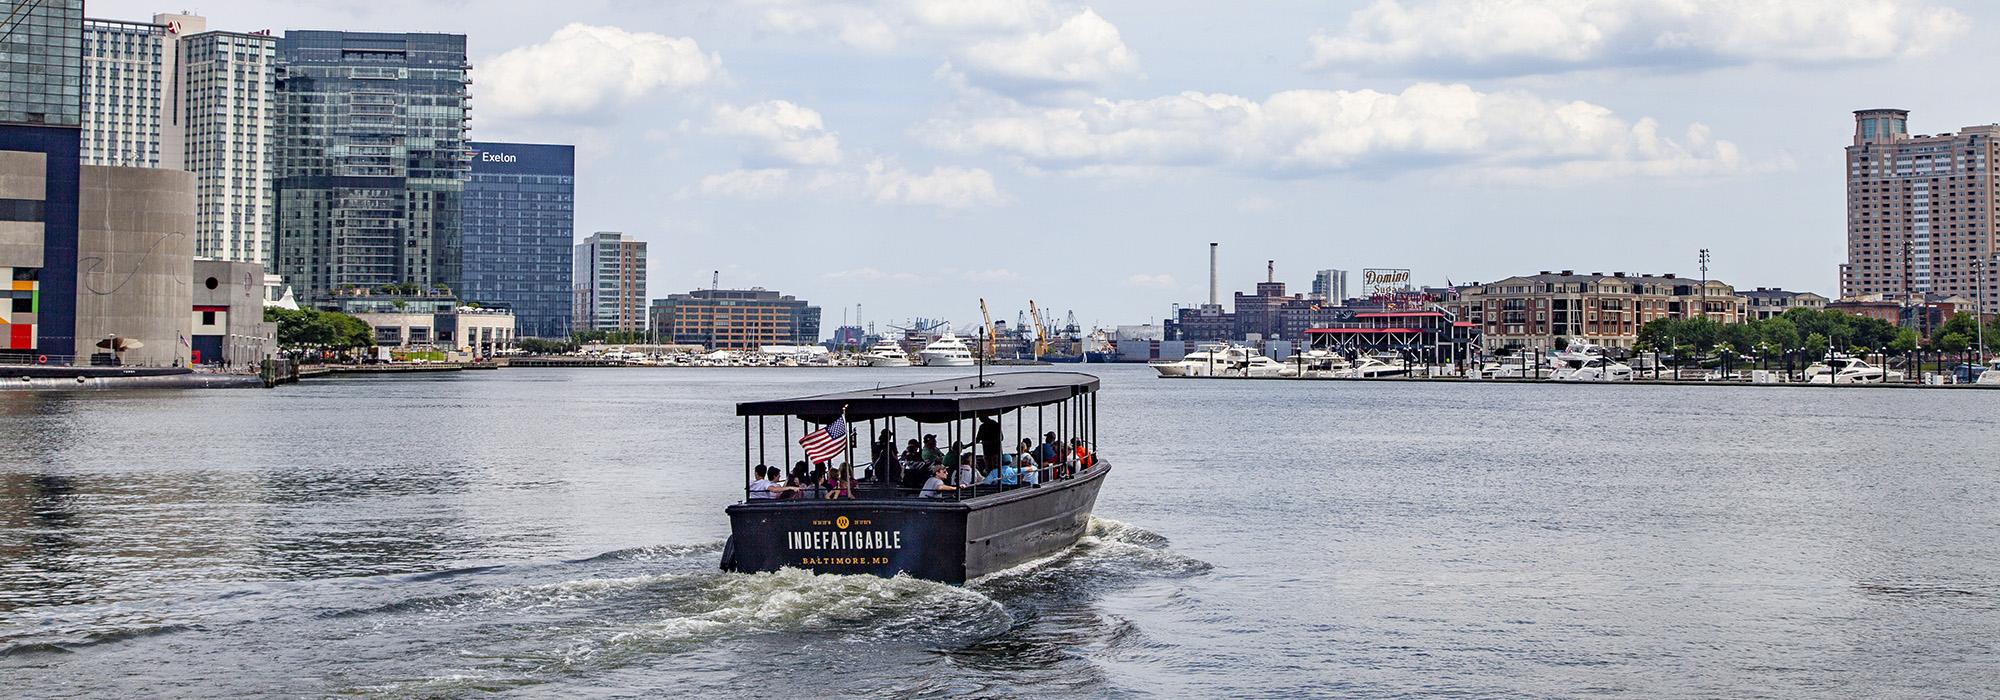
1740,287 -> 1826,298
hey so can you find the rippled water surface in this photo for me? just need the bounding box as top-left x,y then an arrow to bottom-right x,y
3,366 -> 1997,697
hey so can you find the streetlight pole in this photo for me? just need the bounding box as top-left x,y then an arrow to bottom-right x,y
1698,248 -> 1712,324
1978,255 -> 1990,361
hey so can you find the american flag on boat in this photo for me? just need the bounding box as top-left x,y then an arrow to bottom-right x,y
798,415 -> 848,464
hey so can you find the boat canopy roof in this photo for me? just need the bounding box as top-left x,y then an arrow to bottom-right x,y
736,371 -> 1099,423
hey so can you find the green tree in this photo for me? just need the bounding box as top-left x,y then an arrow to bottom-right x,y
1888,327 -> 1920,353
1803,332 -> 1830,362
1939,332 -> 1970,353
1933,312 -> 1979,347
1759,317 -> 1800,355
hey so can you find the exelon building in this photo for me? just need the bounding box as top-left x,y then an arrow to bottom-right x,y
464,142 -> 574,338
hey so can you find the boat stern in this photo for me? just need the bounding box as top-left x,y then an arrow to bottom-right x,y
724,501 -> 972,584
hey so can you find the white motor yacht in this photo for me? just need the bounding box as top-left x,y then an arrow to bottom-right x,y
861,340 -> 912,367
1978,359 -> 2000,385
1151,344 -> 1288,377
1349,356 -> 1410,378
1804,355 -> 1902,384
1554,356 -> 1634,381
918,332 -> 977,367
1277,350 -> 1353,378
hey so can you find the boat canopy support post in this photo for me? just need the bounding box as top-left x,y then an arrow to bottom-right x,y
742,416 -> 752,502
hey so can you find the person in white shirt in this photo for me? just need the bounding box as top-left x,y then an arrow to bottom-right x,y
920,465 -> 958,499
748,465 -> 775,499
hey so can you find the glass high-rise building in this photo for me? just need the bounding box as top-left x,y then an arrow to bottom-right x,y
0,0 -> 83,127
273,31 -> 469,302
465,142 -> 574,339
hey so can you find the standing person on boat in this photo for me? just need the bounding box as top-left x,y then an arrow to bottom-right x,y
871,428 -> 898,484
976,415 -> 1003,469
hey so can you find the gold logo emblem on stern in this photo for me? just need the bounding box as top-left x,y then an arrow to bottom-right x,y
835,516 -> 850,530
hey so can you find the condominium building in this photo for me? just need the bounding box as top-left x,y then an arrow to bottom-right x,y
81,18 -> 179,169
1312,269 -> 1348,304
273,31 -> 470,302
573,232 -> 647,333
647,288 -> 822,350
179,20 -> 278,264
464,142 -> 574,338
1842,109 -> 2000,301
79,13 -> 277,264
1740,288 -> 1829,321
1451,270 -> 1746,351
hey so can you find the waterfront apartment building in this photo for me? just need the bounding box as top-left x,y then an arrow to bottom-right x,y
1842,109 -> 2000,302
647,288 -> 821,350
80,13 -> 278,264
1312,269 -> 1348,304
464,142 -> 574,338
1740,288 -> 1829,321
1451,271 -> 1747,351
81,18 -> 180,169
573,232 -> 647,333
273,31 -> 470,302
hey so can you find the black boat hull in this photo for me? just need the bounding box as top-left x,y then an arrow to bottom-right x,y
722,464 -> 1109,584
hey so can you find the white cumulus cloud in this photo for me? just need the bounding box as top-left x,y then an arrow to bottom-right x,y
866,161 -> 1009,208
707,100 -> 844,166
481,24 -> 722,119
956,8 -> 1139,87
1307,0 -> 1967,78
743,1 -> 1138,95
917,83 -> 1751,182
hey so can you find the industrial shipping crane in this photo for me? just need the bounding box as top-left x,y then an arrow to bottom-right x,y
978,298 -> 998,359
1028,300 -> 1050,359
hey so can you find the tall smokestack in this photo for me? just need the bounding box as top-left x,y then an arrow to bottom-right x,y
1208,242 -> 1219,306
1267,259 -> 1274,284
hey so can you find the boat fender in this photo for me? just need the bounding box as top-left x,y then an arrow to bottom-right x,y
36,355 -> 47,365
719,535 -> 738,572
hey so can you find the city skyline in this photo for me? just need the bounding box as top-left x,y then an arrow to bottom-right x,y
85,0 -> 2000,330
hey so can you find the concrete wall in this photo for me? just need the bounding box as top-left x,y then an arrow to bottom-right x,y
191,258 -> 276,366
75,165 -> 195,367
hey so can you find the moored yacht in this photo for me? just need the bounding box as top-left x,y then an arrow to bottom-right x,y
1150,344 -> 1287,377
1277,350 -> 1352,378
861,340 -> 912,367
1978,359 -> 2000,385
1553,356 -> 1634,381
1804,355 -> 1902,384
1348,356 -> 1410,378
918,332 -> 976,367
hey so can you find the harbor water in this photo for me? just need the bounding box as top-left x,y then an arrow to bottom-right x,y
3,366 -> 1997,697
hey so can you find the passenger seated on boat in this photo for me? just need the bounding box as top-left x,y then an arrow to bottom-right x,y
1071,438 -> 1095,468
748,465 -> 775,499
920,465 -> 958,499
996,455 -> 1021,486
1036,432 -> 1061,470
955,454 -> 978,487
1016,439 -> 1041,485
826,463 -> 855,500
921,434 -> 942,464
775,471 -> 805,500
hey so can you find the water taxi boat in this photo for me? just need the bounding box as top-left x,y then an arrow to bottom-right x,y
722,372 -> 1107,584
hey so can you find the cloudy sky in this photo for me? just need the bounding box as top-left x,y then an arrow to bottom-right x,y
96,0 -> 1995,331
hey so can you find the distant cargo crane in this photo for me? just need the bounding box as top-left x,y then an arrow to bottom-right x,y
978,299 -> 997,359
1028,300 -> 1050,359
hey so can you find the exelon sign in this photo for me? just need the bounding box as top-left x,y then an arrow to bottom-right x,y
467,142 -> 574,176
